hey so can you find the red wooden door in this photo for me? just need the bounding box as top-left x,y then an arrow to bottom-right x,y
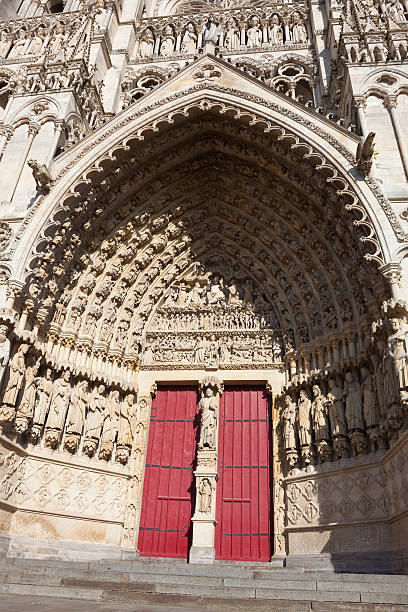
215,385 -> 272,562
138,385 -> 198,559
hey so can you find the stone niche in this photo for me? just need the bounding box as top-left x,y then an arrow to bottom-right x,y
284,429 -> 408,573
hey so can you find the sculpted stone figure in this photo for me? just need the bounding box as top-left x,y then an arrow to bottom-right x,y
297,390 -> 312,446
361,366 -> 379,429
159,25 -> 175,57
326,376 -> 347,436
181,24 -> 197,54
44,370 -> 71,448
343,371 -> 364,431
83,384 -> 105,456
0,326 -> 10,390
64,379 -> 88,452
15,356 -> 41,434
27,160 -> 52,192
291,12 -> 308,43
99,389 -> 120,460
0,344 -> 29,423
247,16 -> 262,48
139,28 -> 154,59
0,32 -> 11,59
282,395 -> 296,449
31,367 -> 53,442
117,393 -> 136,464
311,385 -> 329,442
8,30 -> 29,58
198,478 -> 212,513
202,19 -> 220,45
269,15 -> 283,45
224,20 -> 240,51
27,26 -> 47,56
198,385 -> 218,450
187,281 -> 203,306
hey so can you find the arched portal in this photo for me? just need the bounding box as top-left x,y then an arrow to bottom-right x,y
0,60 -> 405,564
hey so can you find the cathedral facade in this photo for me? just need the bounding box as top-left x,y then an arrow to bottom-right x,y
0,0 -> 407,571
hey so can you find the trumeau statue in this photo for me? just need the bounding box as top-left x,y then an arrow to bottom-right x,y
198,385 -> 218,449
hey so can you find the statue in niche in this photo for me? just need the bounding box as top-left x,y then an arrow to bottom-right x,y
388,318 -> 408,390
186,281 -> 204,306
48,23 -> 66,57
138,28 -> 155,59
181,24 -> 197,54
311,384 -> 329,442
15,356 -> 41,434
326,377 -> 347,437
0,326 -> 10,389
291,12 -> 308,43
64,379 -> 88,453
0,32 -> 11,59
207,276 -> 225,304
94,0 -> 108,31
44,370 -> 71,448
247,16 -> 262,48
117,393 -> 136,464
297,390 -> 312,446
361,366 -> 379,429
198,478 -> 212,513
0,344 -> 29,423
84,384 -> 105,455
224,20 -> 240,51
343,371 -> 364,431
99,390 -> 120,460
159,25 -> 175,57
386,0 -> 407,21
202,19 -> 221,44
198,385 -> 218,450
282,395 -> 296,449
31,367 -> 53,442
269,15 -> 283,44
27,26 -> 47,56
8,30 -> 29,58
381,338 -> 400,409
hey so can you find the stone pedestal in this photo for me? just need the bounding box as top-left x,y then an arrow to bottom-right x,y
189,516 -> 217,564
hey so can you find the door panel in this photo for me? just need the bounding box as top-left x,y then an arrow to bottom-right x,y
215,385 -> 272,562
138,385 -> 198,559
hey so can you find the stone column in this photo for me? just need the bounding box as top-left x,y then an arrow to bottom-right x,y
190,376 -> 223,565
355,98 -> 368,138
384,95 -> 408,182
6,123 -> 39,204
121,383 -> 155,551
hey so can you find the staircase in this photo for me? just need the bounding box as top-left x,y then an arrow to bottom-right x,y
0,556 -> 407,610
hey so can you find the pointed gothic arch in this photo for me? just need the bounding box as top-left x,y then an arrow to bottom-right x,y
6,69 -> 398,385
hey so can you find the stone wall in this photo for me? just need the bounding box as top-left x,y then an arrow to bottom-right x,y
284,429 -> 408,572
0,434 -> 129,557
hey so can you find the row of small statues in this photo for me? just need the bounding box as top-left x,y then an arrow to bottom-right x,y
0,343 -> 144,464
0,2 -> 108,60
152,310 -> 278,331
281,354 -> 405,468
143,333 -> 283,364
137,14 -> 308,59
